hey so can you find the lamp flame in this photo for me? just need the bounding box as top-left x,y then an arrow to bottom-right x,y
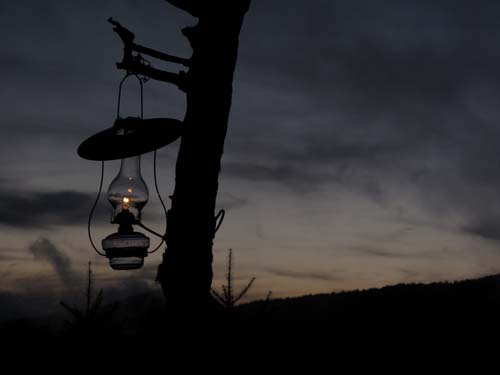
122,196 -> 130,209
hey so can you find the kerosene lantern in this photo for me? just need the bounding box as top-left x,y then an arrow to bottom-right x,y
77,74 -> 181,270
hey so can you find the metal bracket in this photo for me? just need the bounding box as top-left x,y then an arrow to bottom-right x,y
108,18 -> 190,89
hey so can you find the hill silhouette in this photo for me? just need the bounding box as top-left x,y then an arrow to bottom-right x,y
2,273 -> 500,341
239,273 -> 500,322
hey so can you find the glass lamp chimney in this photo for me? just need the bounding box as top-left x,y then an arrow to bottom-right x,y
107,156 -> 149,223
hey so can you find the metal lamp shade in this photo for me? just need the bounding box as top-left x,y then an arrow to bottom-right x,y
77,117 -> 182,161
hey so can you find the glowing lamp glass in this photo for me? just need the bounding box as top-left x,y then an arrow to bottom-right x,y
107,156 -> 149,222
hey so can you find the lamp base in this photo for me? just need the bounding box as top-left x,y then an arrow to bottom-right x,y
102,231 -> 149,270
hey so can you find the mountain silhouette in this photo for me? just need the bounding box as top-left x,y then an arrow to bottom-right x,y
2,273 -> 500,341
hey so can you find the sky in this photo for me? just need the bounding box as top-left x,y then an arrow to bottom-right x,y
3,0 -> 500,319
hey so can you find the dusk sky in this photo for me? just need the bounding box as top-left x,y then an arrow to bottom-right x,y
3,0 -> 500,319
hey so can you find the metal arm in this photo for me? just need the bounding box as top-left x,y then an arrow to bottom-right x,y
133,44 -> 190,67
108,18 -> 190,66
108,18 -> 189,89
116,58 -> 188,91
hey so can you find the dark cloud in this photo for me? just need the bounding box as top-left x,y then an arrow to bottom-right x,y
462,216 -> 500,242
264,267 -> 340,282
350,246 -> 408,259
348,245 -> 444,260
29,238 -> 77,285
0,187 -> 106,229
222,161 -> 328,193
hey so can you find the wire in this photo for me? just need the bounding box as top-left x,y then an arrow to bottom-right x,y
114,72 -> 166,254
137,222 -> 166,241
116,73 -> 144,120
88,161 -> 106,257
147,149 -> 168,253
215,209 -> 225,233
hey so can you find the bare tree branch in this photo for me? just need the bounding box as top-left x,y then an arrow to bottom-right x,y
227,249 -> 233,306
233,277 -> 255,305
210,289 -> 226,306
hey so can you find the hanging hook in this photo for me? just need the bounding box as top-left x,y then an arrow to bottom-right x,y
116,73 -> 144,120
215,209 -> 226,234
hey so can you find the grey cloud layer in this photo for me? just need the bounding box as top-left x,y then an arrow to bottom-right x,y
0,188 -> 98,228
264,267 -> 341,282
3,1 -> 500,242
228,0 -> 500,240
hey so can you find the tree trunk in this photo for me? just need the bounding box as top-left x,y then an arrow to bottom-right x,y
157,0 -> 252,316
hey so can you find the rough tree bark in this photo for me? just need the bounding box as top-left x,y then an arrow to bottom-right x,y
157,0 -> 252,316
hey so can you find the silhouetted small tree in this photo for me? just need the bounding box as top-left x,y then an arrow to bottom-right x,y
60,261 -> 115,334
211,249 -> 255,309
261,290 -> 273,313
